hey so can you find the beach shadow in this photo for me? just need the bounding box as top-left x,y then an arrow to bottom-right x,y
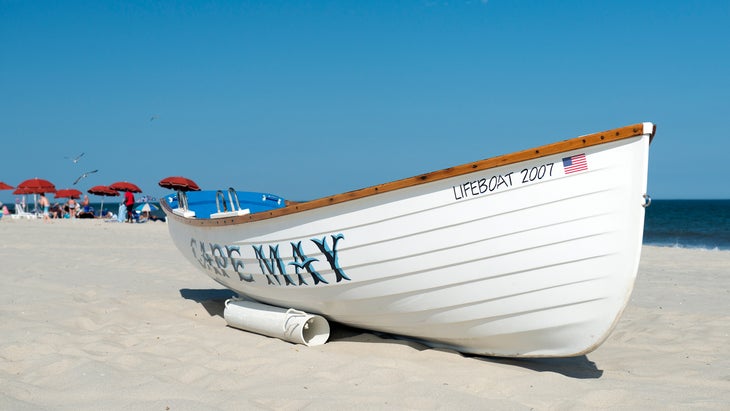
179,288 -> 236,317
177,289 -> 430,350
177,288 -> 602,378
330,325 -> 604,378
479,356 -> 603,379
329,323 -> 436,351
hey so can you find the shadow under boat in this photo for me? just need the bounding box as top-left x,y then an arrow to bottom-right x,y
179,288 -> 237,317
179,288 -> 603,379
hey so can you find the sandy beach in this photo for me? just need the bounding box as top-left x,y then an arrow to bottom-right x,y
1,218 -> 728,410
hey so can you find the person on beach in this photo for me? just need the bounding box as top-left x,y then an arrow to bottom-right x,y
39,193 -> 51,222
124,191 -> 135,223
67,198 -> 77,218
50,203 -> 63,218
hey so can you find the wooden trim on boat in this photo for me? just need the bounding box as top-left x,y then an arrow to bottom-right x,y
162,123 -> 655,226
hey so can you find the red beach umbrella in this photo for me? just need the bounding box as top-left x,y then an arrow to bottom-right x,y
54,188 -> 83,199
87,185 -> 119,197
88,185 -> 120,217
0,181 -> 14,190
109,181 -> 142,193
158,176 -> 201,192
15,178 -> 57,194
12,187 -> 34,195
13,178 -> 56,214
158,176 -> 200,212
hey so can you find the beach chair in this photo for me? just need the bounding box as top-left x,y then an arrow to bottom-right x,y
11,202 -> 36,219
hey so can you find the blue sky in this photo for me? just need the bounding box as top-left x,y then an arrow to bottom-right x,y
1,0 -> 728,205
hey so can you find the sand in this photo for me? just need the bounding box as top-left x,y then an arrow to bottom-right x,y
1,218 -> 728,410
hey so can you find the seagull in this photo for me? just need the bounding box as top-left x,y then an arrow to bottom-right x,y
65,152 -> 85,163
73,169 -> 98,185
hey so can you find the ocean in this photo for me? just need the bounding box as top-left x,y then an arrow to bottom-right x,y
3,198 -> 729,251
643,199 -> 730,251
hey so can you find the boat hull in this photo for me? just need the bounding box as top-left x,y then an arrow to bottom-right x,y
163,124 -> 653,357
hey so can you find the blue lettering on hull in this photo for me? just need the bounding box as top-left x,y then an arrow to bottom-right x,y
190,233 -> 349,287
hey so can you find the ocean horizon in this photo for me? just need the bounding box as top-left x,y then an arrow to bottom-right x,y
643,199 -> 730,251
3,198 -> 729,251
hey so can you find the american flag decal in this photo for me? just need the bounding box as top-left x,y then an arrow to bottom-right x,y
562,153 -> 588,174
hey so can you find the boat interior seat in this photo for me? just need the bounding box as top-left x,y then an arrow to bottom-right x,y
167,190 -> 286,219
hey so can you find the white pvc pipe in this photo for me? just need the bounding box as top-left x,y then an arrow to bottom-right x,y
223,298 -> 330,347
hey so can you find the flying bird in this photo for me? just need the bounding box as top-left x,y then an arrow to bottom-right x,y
65,152 -> 85,163
73,169 -> 98,185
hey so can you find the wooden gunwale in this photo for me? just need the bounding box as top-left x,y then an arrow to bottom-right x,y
161,123 -> 655,227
